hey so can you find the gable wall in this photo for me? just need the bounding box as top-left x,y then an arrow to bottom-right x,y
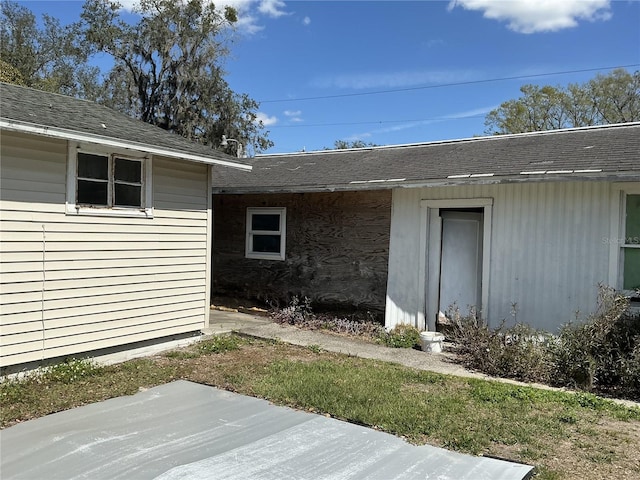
0,131 -> 210,368
386,180 -> 635,332
212,191 -> 391,315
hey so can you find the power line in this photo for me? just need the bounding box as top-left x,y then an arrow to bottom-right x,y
269,114 -> 487,129
259,64 -> 640,103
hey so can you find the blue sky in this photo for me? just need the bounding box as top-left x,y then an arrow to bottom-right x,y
19,0 -> 640,154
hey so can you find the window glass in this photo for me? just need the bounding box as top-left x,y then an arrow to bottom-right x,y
115,158 -> 142,183
78,153 -> 108,179
625,194 -> 640,244
246,208 -> 286,260
252,214 -> 281,231
114,184 -> 142,207
77,180 -> 108,205
623,248 -> 640,290
252,234 -> 282,253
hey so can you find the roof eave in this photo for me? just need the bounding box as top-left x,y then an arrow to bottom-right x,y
211,171 -> 640,194
0,118 -> 252,171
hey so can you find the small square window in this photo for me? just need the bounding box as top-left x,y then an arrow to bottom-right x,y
246,208 -> 286,260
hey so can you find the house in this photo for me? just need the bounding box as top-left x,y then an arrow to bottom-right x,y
0,83 -> 250,369
211,123 -> 640,332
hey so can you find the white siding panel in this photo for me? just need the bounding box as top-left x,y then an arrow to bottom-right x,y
0,205 -> 206,226
386,181 -> 628,332
2,302 -> 203,333
1,272 -> 205,295
385,188 -> 424,328
1,320 -> 43,335
1,132 -> 212,368
1,262 -> 205,284
41,323 -> 202,359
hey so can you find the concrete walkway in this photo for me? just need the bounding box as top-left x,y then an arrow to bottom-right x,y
206,309 -> 528,383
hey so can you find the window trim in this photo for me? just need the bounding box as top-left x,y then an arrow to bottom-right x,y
245,207 -> 286,261
620,190 -> 640,294
610,184 -> 640,297
66,142 -> 153,218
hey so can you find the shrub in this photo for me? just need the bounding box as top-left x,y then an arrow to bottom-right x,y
271,296 -> 313,326
447,286 -> 640,400
550,286 -> 640,398
446,310 -> 553,383
379,324 -> 422,349
621,342 -> 640,398
270,296 -> 385,339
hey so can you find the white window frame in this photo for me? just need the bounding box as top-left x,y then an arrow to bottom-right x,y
619,188 -> 640,295
66,142 -> 153,218
245,207 -> 286,261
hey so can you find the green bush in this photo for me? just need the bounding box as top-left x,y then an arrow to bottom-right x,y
379,324 -> 422,349
621,342 -> 640,396
550,287 -> 640,398
447,286 -> 640,400
446,312 -> 553,383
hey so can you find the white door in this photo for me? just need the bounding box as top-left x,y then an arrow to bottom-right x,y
438,211 -> 483,317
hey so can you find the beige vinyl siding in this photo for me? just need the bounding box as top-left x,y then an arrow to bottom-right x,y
385,181 -> 637,332
1,131 -> 211,367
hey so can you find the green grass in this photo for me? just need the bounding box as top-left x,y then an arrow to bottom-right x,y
2,334 -> 639,480
252,358 -> 639,454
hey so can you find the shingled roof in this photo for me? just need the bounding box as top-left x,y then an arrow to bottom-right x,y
0,82 -> 249,170
211,122 -> 640,193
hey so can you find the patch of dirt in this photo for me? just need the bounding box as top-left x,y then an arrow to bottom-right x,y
485,417 -> 640,480
211,295 -> 271,316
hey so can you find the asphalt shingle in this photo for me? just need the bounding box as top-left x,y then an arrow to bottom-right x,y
0,82 -> 248,168
211,122 -> 640,193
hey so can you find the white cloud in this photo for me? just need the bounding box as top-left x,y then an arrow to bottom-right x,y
312,69 -> 479,90
283,110 -> 303,122
444,105 -> 497,119
303,16 -> 311,26
256,112 -> 278,126
235,14 -> 265,35
112,0 -> 289,36
257,0 -> 288,18
448,0 -> 612,33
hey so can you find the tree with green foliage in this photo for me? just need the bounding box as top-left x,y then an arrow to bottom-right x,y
0,58 -> 25,85
80,0 -> 272,155
485,68 -> 640,134
331,140 -> 379,149
0,0 -> 98,96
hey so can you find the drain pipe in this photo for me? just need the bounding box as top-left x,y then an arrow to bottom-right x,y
41,224 -> 46,360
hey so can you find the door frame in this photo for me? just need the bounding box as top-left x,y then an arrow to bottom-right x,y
417,198 -> 493,331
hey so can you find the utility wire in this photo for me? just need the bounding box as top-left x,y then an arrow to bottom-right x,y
270,114 -> 487,129
259,64 -> 640,103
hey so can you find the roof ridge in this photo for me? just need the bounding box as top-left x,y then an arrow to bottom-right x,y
257,121 -> 640,158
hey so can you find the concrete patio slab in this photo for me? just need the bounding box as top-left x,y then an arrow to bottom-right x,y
1,380 -> 533,480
